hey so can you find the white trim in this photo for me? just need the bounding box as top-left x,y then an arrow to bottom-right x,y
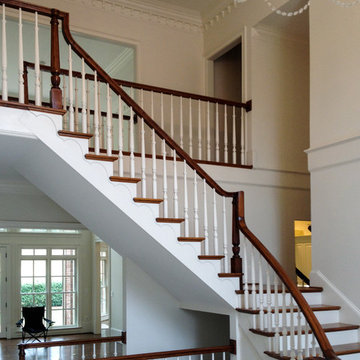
0,221 -> 85,230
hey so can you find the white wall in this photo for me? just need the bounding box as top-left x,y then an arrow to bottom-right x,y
123,258 -> 229,354
308,2 -> 360,306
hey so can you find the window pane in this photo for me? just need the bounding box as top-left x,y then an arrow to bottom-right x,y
51,260 -> 63,276
64,249 -> 76,256
34,277 -> 46,293
51,310 -> 63,327
21,294 -> 34,307
21,249 -> 34,256
21,279 -> 33,293
52,249 -> 63,256
51,277 -> 63,293
34,249 -> 47,256
64,277 -> 75,292
34,294 -> 46,306
34,260 -> 46,276
21,260 -> 33,277
52,293 -> 63,307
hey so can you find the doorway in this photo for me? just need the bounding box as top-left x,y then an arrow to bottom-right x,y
294,221 -> 312,286
0,247 -> 7,338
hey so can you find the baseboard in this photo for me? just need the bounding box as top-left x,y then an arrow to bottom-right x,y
311,270 -> 360,323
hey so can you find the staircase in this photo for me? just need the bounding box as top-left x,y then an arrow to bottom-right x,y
0,1 -> 360,360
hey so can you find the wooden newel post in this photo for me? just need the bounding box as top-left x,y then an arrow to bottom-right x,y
231,192 -> 242,277
50,9 -> 62,109
18,345 -> 26,360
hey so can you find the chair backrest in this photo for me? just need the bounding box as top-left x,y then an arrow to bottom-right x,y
22,306 -> 45,330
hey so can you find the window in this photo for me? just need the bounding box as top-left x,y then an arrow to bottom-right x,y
100,248 -> 109,319
20,248 -> 78,327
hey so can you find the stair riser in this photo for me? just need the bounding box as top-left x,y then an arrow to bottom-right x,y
276,329 -> 359,351
111,182 -> 138,199
85,158 -> 114,176
133,202 -> 160,218
58,136 -> 90,154
242,292 -> 322,308
198,259 -> 222,274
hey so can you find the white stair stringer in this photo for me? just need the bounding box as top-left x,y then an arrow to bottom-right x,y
0,106 -> 241,313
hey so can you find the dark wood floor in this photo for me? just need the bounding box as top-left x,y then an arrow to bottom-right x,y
0,332 -> 124,359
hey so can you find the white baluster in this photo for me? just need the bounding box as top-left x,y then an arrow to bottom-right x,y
93,72 -> 100,155
304,321 -> 310,358
215,103 -> 219,162
173,150 -> 178,218
241,108 -> 245,165
1,4 -> 7,101
180,96 -> 184,149
81,344 -> 85,360
211,353 -> 215,360
161,92 -> 164,129
213,189 -> 219,255
103,343 -> 107,357
258,256 -> 264,331
198,99 -> 202,160
250,245 -> 256,309
222,197 -> 228,273
222,352 -> 226,360
18,8 -> 24,103
224,104 -> 228,163
311,333 -> 317,357
62,74 -> 67,125
162,139 -> 168,217
189,98 -> 193,157
75,77 -> 79,131
86,79 -> 90,133
141,117 -> 146,197
183,161 -> 189,237
203,180 -> 209,255
282,284 -> 288,357
106,84 -> 112,156
114,342 -> 118,356
170,94 -> 174,139
118,96 -> 124,177
34,12 -> 41,105
151,92 -> 157,197
290,297 -> 296,360
68,44 -> 74,131
297,308 -> 304,360
273,276 -> 280,354
207,101 -> 211,161
81,58 -> 87,133
130,106 -> 135,178
193,170 -> 199,237
93,343 -> 96,359
266,264 -> 272,334
243,240 -> 249,310
232,106 -> 236,164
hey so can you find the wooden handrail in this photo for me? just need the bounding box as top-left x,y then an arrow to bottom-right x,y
236,191 -> 340,360
22,62 -> 251,110
94,344 -> 234,360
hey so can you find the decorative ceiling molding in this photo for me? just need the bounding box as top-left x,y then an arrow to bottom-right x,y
67,0 -> 203,33
203,0 -> 241,31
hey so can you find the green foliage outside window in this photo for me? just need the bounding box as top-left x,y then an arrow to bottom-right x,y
21,282 -> 63,306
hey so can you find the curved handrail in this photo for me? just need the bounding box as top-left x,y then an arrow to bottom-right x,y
60,13 -> 234,199
236,191 -> 340,360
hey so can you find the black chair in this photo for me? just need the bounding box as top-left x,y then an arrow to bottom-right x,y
16,306 -> 54,342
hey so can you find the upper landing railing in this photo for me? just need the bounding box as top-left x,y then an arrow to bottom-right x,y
0,1 -> 339,359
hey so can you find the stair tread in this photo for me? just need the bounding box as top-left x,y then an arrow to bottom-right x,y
265,342 -> 360,359
218,273 -> 243,278
156,218 -> 185,223
58,130 -> 93,139
250,322 -> 359,337
134,197 -> 163,204
198,255 -> 225,260
110,176 -> 141,183
236,285 -> 323,295
85,154 -> 118,162
237,304 -> 341,314
178,237 -> 205,242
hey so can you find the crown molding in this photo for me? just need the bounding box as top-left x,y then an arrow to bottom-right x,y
67,0 -> 203,33
203,0 -> 241,31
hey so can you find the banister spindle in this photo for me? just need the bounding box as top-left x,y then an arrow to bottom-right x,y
118,96 -> 124,177
224,105 -> 228,163
141,93 -> 146,197
297,309 -> 304,360
203,180 -> 209,255
198,100 -> 202,160
162,139 -> 168,217
207,101 -> 211,161
180,96 -> 184,149
241,108 -> 245,165
282,284 -> 288,357
18,8 -> 24,103
170,94 -> 174,139
250,245 -> 256,308
106,84 -> 112,156
189,98 -> 193,157
93,343 -> 96,359
232,106 -> 236,164
114,342 -> 118,356
273,276 -> 280,354
193,170 -> 199,237
86,79 -> 90,133
81,58 -> 87,133
215,103 -> 219,162
68,45 -> 74,131
34,11 -> 41,106
311,333 -> 317,357
183,162 -> 189,237
243,240 -> 249,309
222,197 -> 228,273
151,92 -> 157,197
1,4 -> 7,101
304,321 -> 310,358
160,92 -> 164,129
62,74 -> 67,125
173,150 -> 178,218
213,189 -> 219,255
93,71 -> 100,155
290,297 -> 296,360
258,256 -> 264,331
81,344 -> 85,360
74,78 -> 79,131
266,264 -> 272,333
130,105 -> 135,178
